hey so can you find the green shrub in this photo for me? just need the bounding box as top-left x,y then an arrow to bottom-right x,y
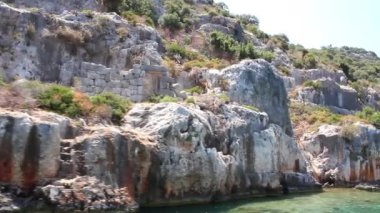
185,96 -> 195,104
148,95 -> 178,103
185,86 -> 204,94
118,0 -> 153,16
90,92 -> 132,124
121,10 -> 138,23
210,31 -> 237,55
369,112 -> 380,128
304,53 -> 318,69
293,58 -> 304,69
159,95 -> 178,103
341,124 -> 360,140
243,105 -> 259,112
183,58 -> 228,71
81,9 -> 94,18
218,93 -> 230,103
303,80 -> 321,90
290,102 -> 343,128
159,13 -> 183,29
245,24 -> 268,41
356,106 -> 380,128
159,0 -> 194,30
237,42 -> 256,60
38,85 -> 82,117
268,34 -> 289,51
277,65 -> 291,76
166,42 -> 198,60
0,75 -> 5,87
257,50 -> 275,62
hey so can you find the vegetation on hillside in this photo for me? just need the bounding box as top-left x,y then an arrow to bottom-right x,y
290,101 -> 380,133
288,45 -> 380,83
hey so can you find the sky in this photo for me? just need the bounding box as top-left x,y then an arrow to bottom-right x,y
215,0 -> 380,56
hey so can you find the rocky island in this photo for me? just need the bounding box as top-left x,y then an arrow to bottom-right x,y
0,0 -> 379,212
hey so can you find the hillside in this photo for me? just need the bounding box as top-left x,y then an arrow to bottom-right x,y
0,0 -> 380,212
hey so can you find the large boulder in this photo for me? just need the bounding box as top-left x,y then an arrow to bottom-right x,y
123,103 -> 318,205
205,59 -> 293,135
300,124 -> 380,185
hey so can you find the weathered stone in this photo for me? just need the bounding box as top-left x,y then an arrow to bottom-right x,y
300,124 -> 380,185
8,0 -> 103,14
0,110 -> 62,191
123,103 -> 318,204
41,176 -> 138,212
206,59 -> 293,135
297,79 -> 361,111
0,2 -> 172,101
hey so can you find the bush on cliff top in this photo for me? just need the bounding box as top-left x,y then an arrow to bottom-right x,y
210,31 -> 274,62
159,0 -> 194,30
37,83 -> 131,124
356,106 -> 380,128
38,85 -> 82,117
90,92 -> 132,124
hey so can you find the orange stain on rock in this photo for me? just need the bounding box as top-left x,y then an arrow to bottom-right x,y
21,126 -> 40,191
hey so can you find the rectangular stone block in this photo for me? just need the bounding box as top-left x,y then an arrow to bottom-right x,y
95,79 -> 106,87
87,72 -> 98,79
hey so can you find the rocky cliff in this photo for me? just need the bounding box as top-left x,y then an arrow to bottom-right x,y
0,103 -> 319,211
0,0 -> 380,211
300,124 -> 380,185
0,1 -> 172,102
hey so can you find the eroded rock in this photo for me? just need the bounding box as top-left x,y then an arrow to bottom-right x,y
40,176 -> 138,212
205,59 -> 293,135
300,124 -> 380,185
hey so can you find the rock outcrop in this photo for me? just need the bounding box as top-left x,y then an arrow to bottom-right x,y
297,79 -> 361,111
299,124 -> 380,185
283,69 -> 348,90
0,2 -> 173,101
41,176 -> 139,211
0,101 -> 320,211
0,110 -> 75,191
205,59 -> 293,136
124,103 -> 318,204
4,0 -> 103,14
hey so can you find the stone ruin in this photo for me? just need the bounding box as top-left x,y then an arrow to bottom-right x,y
78,62 -> 174,102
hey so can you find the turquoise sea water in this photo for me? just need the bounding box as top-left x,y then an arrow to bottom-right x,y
140,189 -> 380,213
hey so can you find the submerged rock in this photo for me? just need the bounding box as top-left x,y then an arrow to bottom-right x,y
0,192 -> 19,212
354,183 -> 380,192
40,176 -> 138,212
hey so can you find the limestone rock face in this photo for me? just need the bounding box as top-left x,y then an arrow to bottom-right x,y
0,2 -> 172,101
297,79 -> 361,111
0,103 -> 320,210
206,59 -> 293,135
40,176 -> 139,212
124,103 -> 318,204
0,110 -> 70,191
299,124 -> 380,184
6,0 -> 103,14
284,69 -> 348,90
197,15 -> 245,42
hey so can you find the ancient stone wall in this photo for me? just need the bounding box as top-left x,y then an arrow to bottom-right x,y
78,62 -> 174,102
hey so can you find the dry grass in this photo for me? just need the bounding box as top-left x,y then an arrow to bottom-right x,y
290,100 -> 367,139
55,26 -> 91,45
